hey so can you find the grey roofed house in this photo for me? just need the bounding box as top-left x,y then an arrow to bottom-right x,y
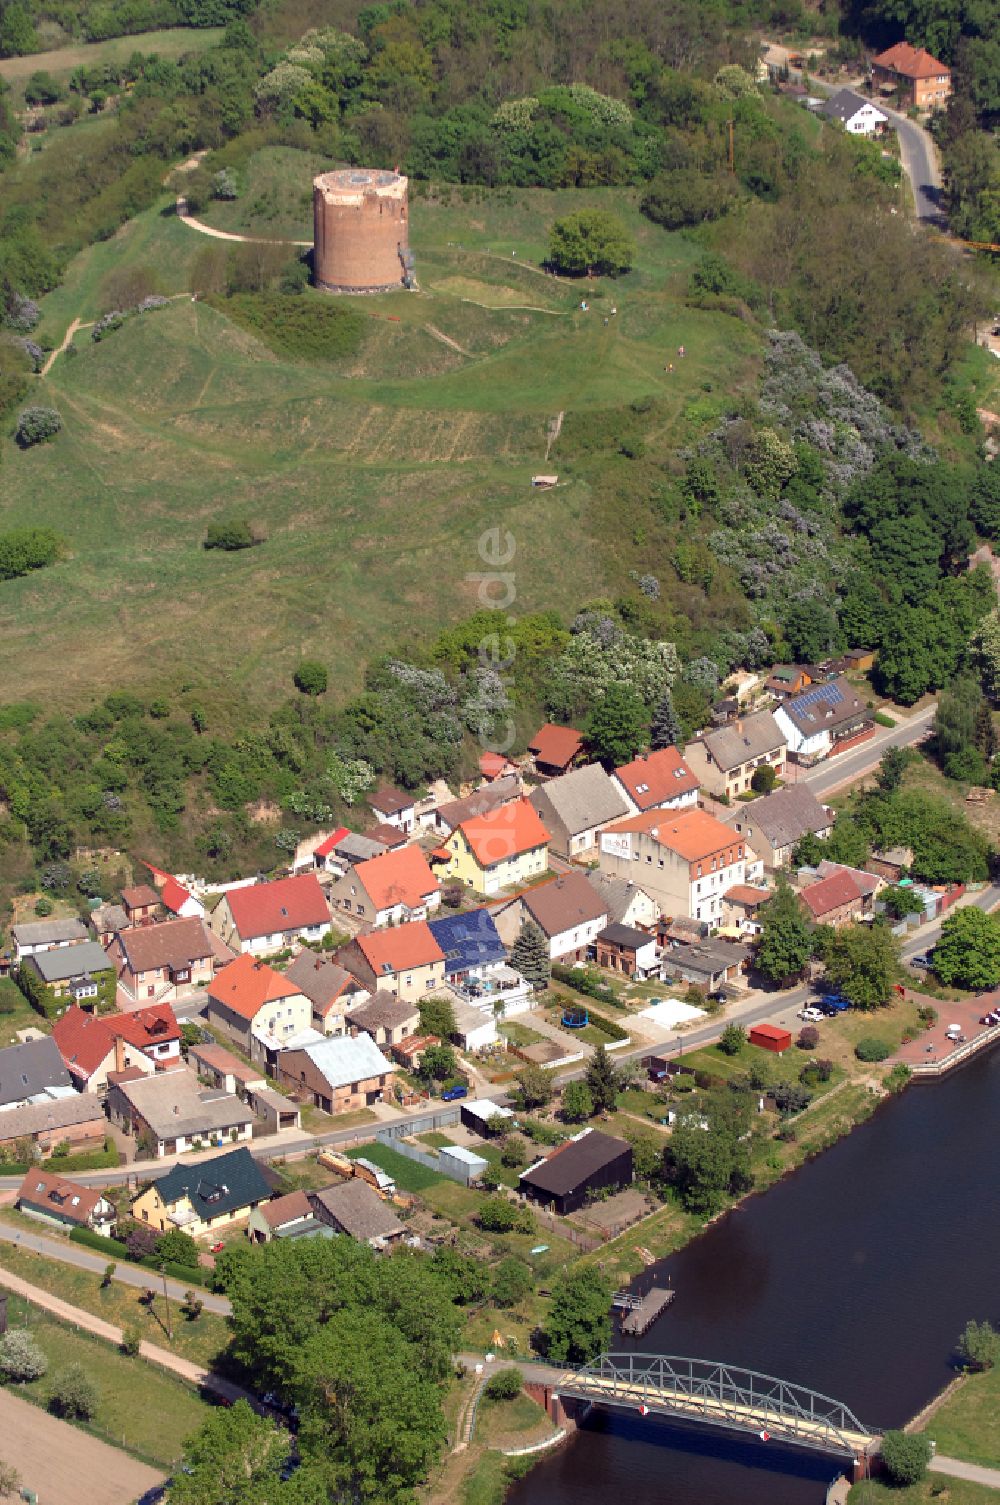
293,1033 -> 394,1092
309,1178 -> 404,1244
584,871 -> 655,925
596,921 -> 652,950
284,952 -> 358,1011
0,1093 -> 105,1141
0,1036 -> 75,1109
434,775 -> 521,834
26,941 -> 114,986
347,991 -> 418,1035
521,871 -> 609,937
335,831 -> 391,865
529,762 -> 629,850
820,87 -> 885,124
726,784 -> 831,852
699,711 -> 785,772
12,917 -> 89,953
90,903 -> 128,937
777,676 -> 868,735
109,1070 -> 252,1143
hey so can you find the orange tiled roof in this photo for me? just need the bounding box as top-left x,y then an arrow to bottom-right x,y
456,797 -> 550,868
208,953 -> 303,1021
873,40 -> 949,79
356,921 -> 444,976
604,806 -> 738,862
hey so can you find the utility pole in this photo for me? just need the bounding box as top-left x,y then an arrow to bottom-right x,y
160,1264 -> 173,1340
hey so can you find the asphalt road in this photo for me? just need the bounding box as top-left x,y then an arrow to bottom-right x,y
798,704 -> 936,798
880,104 -> 945,223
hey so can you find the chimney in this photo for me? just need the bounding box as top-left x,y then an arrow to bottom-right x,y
735,719 -> 743,734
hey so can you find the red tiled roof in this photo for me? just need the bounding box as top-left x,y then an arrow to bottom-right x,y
17,1169 -> 108,1226
800,870 -> 863,919
208,953 -> 303,1021
614,747 -> 700,810
873,40 -> 949,79
225,874 -> 330,940
160,876 -> 194,914
356,921 -> 444,977
353,845 -> 440,911
314,827 -> 350,859
603,806 -> 740,863
259,1189 -> 313,1229
368,786 -> 414,816
105,1003 -> 180,1050
724,885 -> 771,907
122,884 -> 159,910
52,1006 -> 114,1081
366,822 -> 408,849
528,723 -> 583,769
456,797 -> 550,868
479,752 -> 511,779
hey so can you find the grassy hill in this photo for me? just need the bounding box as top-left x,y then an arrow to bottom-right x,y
0,163 -> 760,713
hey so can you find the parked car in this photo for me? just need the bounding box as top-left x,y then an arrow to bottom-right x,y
442,1084 -> 468,1102
979,1012 -> 1000,1027
909,953 -> 932,969
817,994 -> 850,1015
798,1006 -> 824,1023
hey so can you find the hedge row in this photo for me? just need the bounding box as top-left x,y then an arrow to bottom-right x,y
0,1142 -> 120,1177
551,964 -> 625,1010
583,1008 -> 630,1043
69,1226 -> 210,1287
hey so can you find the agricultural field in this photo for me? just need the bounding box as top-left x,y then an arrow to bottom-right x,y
0,159 -> 760,714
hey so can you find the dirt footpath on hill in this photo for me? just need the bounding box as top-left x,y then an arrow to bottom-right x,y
0,1386 -> 164,1505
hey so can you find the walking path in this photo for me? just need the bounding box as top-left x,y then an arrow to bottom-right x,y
0,1263 -> 249,1403
0,1220 -> 232,1314
40,314 -> 92,376
175,194 -> 311,247
930,1455 -> 1000,1489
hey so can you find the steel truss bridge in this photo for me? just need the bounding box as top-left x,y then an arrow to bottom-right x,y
554,1354 -> 876,1458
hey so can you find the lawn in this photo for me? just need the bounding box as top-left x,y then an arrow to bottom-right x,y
345,1142 -> 443,1191
850,1480 -> 1000,1505
922,1367 -> 1000,1468
0,1241 -> 230,1368
499,1021 -> 545,1048
1,1289 -> 212,1469
419,1131 -> 457,1148
475,1390 -> 554,1449
0,977 -> 45,1048
0,170 -> 761,715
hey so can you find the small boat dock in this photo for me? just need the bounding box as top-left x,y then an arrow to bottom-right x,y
614,1285 -> 675,1336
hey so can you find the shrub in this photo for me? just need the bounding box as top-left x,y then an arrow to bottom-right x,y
883,1062 -> 911,1094
500,1134 -> 527,1169
751,764 -> 778,794
492,1259 -> 532,1310
957,1319 -> 999,1372
771,1082 -> 812,1115
33,895 -> 53,916
125,1224 -> 159,1261
294,660 -> 328,696
873,711 -> 896,728
204,519 -> 256,551
15,406 -> 61,448
917,1005 -> 938,1029
484,1366 -> 523,1401
0,527 -> 61,582
120,1326 -> 142,1357
477,1196 -> 534,1234
156,1228 -> 200,1267
0,1329 -> 47,1382
91,310 -> 127,341
880,1430 -> 931,1486
48,1364 -> 98,1420
719,1023 -> 746,1056
796,1026 -> 820,1051
854,1037 -> 892,1063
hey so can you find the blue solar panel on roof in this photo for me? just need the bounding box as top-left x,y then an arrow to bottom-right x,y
793,683 -> 844,711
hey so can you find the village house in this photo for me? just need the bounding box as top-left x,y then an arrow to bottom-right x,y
210,874 -> 331,957
205,953 -> 313,1066
339,922 -> 447,1003
594,922 -> 659,979
434,797 -> 550,897
683,712 -> 787,800
142,864 -> 206,920
52,1005 -> 168,1095
493,871 -> 609,962
721,885 -> 772,938
612,746 -> 700,816
584,872 -> 658,931
313,828 -> 390,876
661,936 -> 751,993
871,40 -> 950,108
187,1041 -> 265,1097
308,1179 -> 404,1246
89,903 -> 128,947
23,941 -> 115,1000
725,784 -> 833,869
367,823 -> 408,851
367,786 -> 415,833
247,1189 -> 326,1243
599,806 -> 748,925
0,1094 -> 107,1159
450,998 -> 498,1051
107,916 -> 215,1003
798,868 -> 871,928
121,884 -> 161,926
528,723 -> 584,777
283,951 -> 364,1036
275,1033 -> 395,1114
820,87 -> 888,135
773,677 -> 871,765
478,751 -> 519,784
867,846 -> 914,883
0,1036 -> 74,1111
528,762 -> 629,861
431,775 -> 521,837
347,991 -> 420,1048
765,666 -> 812,700
131,1145 -> 272,1236
107,1069 -> 255,1157
329,844 -> 441,928
17,1169 -> 115,1234
11,917 -> 89,964
520,1128 -> 633,1216
428,908 -> 507,986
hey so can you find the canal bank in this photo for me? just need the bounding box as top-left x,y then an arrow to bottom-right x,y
505,1038 -> 1000,1505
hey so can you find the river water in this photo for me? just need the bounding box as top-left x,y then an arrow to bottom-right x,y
510,1044 -> 1000,1505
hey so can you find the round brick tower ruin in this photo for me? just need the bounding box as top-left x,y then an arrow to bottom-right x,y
312,168 -> 411,294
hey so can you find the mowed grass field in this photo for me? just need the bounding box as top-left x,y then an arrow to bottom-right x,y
0,27 -> 224,104
0,154 -> 760,711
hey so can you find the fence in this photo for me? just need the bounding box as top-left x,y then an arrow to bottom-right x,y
376,1107 -> 461,1140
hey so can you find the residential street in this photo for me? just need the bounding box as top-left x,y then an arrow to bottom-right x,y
879,104 -> 945,223
798,704 -> 936,797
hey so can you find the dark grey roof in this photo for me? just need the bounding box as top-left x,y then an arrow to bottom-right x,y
0,1091 -> 99,1137
520,1129 -> 631,1197
820,87 -> 884,123
597,922 -> 652,949
284,952 -> 355,1010
310,1179 -> 403,1242
435,775 -> 521,832
585,872 -> 654,925
12,918 -> 88,948
337,831 -> 390,863
28,942 -> 113,984
727,784 -> 831,849
529,763 -> 628,837
152,1146 -> 271,1220
777,676 -> 868,735
700,711 -> 785,771
0,1037 -> 74,1109
347,991 -> 418,1031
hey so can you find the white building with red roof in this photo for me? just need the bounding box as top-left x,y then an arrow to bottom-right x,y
329,844 -> 441,928
612,746 -> 700,816
142,862 -> 205,920
209,873 -> 332,956
205,952 -> 313,1060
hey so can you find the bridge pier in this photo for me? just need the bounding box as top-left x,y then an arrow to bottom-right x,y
524,1382 -> 587,1430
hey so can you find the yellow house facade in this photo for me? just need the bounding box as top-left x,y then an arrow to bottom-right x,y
131,1146 -> 271,1238
437,798 -> 550,897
